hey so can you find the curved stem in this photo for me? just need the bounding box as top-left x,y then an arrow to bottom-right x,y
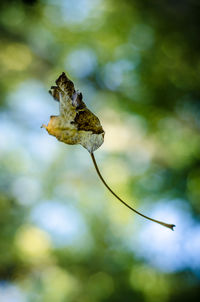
90,152 -> 175,231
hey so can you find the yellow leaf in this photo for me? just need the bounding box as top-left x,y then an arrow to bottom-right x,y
42,72 -> 175,231
42,72 -> 105,153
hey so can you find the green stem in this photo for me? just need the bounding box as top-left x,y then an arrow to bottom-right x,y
90,152 -> 175,231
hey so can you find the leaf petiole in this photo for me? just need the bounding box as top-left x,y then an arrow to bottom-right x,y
90,152 -> 175,231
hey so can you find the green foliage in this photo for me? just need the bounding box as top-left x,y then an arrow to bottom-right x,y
0,0 -> 200,301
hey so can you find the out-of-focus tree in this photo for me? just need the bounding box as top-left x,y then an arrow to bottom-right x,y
0,0 -> 200,301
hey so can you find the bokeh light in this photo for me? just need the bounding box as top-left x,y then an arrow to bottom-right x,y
0,0 -> 200,301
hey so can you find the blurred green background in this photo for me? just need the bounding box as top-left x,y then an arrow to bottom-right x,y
0,0 -> 200,301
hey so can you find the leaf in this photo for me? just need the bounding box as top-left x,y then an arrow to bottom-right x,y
42,72 -> 175,231
42,72 -> 105,153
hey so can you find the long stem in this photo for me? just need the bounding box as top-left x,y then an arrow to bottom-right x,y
90,152 -> 175,230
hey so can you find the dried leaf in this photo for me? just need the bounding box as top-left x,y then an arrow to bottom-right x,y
42,72 -> 105,153
42,72 -> 175,231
